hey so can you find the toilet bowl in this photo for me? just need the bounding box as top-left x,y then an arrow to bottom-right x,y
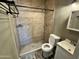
42,34 -> 60,57
42,43 -> 53,52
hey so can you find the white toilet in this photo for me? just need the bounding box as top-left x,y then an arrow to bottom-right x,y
42,34 -> 60,57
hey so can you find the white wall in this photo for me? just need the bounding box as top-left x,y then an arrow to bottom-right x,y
54,0 -> 79,42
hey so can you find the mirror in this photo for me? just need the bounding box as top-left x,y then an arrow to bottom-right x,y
67,11 -> 79,32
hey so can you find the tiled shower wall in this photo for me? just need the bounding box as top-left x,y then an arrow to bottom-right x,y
15,0 -> 55,43
16,0 -> 45,8
15,0 -> 45,43
44,0 -> 55,42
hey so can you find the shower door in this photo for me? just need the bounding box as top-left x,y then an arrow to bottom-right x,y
17,7 -> 44,47
17,7 -> 44,56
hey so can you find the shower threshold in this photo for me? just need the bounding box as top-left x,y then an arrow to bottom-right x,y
20,41 -> 43,56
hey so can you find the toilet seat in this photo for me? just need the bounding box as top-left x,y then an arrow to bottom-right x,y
42,43 -> 53,52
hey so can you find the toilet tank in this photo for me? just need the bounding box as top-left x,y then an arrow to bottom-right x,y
49,34 -> 60,46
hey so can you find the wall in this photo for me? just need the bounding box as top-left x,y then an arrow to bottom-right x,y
54,0 -> 79,42
15,0 -> 45,43
16,0 -> 45,8
0,5 -> 19,59
44,0 -> 55,42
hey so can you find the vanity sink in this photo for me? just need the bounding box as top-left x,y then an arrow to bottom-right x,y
54,40 -> 76,59
57,40 -> 76,55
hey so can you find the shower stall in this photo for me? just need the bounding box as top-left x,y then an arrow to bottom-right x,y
16,7 -> 45,56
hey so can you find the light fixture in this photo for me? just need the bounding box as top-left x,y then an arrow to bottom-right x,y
72,0 -> 76,3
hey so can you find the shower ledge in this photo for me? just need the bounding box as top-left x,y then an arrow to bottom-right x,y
20,41 -> 43,56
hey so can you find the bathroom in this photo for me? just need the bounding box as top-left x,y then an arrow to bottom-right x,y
0,0 -> 79,59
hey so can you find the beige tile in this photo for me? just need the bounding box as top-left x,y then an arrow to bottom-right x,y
18,8 -> 45,43
32,35 -> 44,43
17,0 -> 32,6
33,24 -> 44,37
46,0 -> 55,9
31,0 -> 44,8
16,0 -> 44,8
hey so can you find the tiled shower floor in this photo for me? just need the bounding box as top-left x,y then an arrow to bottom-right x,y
20,41 -> 43,56
21,49 -> 43,59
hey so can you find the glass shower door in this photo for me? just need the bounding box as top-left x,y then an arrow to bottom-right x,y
16,17 -> 32,48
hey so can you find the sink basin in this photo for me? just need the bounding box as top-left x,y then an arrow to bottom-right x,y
57,40 -> 76,55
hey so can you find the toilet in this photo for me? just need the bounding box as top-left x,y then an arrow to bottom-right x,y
42,34 -> 60,58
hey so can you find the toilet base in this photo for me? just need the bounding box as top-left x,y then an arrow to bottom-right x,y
42,46 -> 56,59
42,50 -> 53,58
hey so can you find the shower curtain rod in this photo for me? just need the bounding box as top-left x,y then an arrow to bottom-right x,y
16,5 -> 54,11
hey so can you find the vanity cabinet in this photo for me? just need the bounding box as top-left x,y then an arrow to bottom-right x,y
54,41 -> 75,59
